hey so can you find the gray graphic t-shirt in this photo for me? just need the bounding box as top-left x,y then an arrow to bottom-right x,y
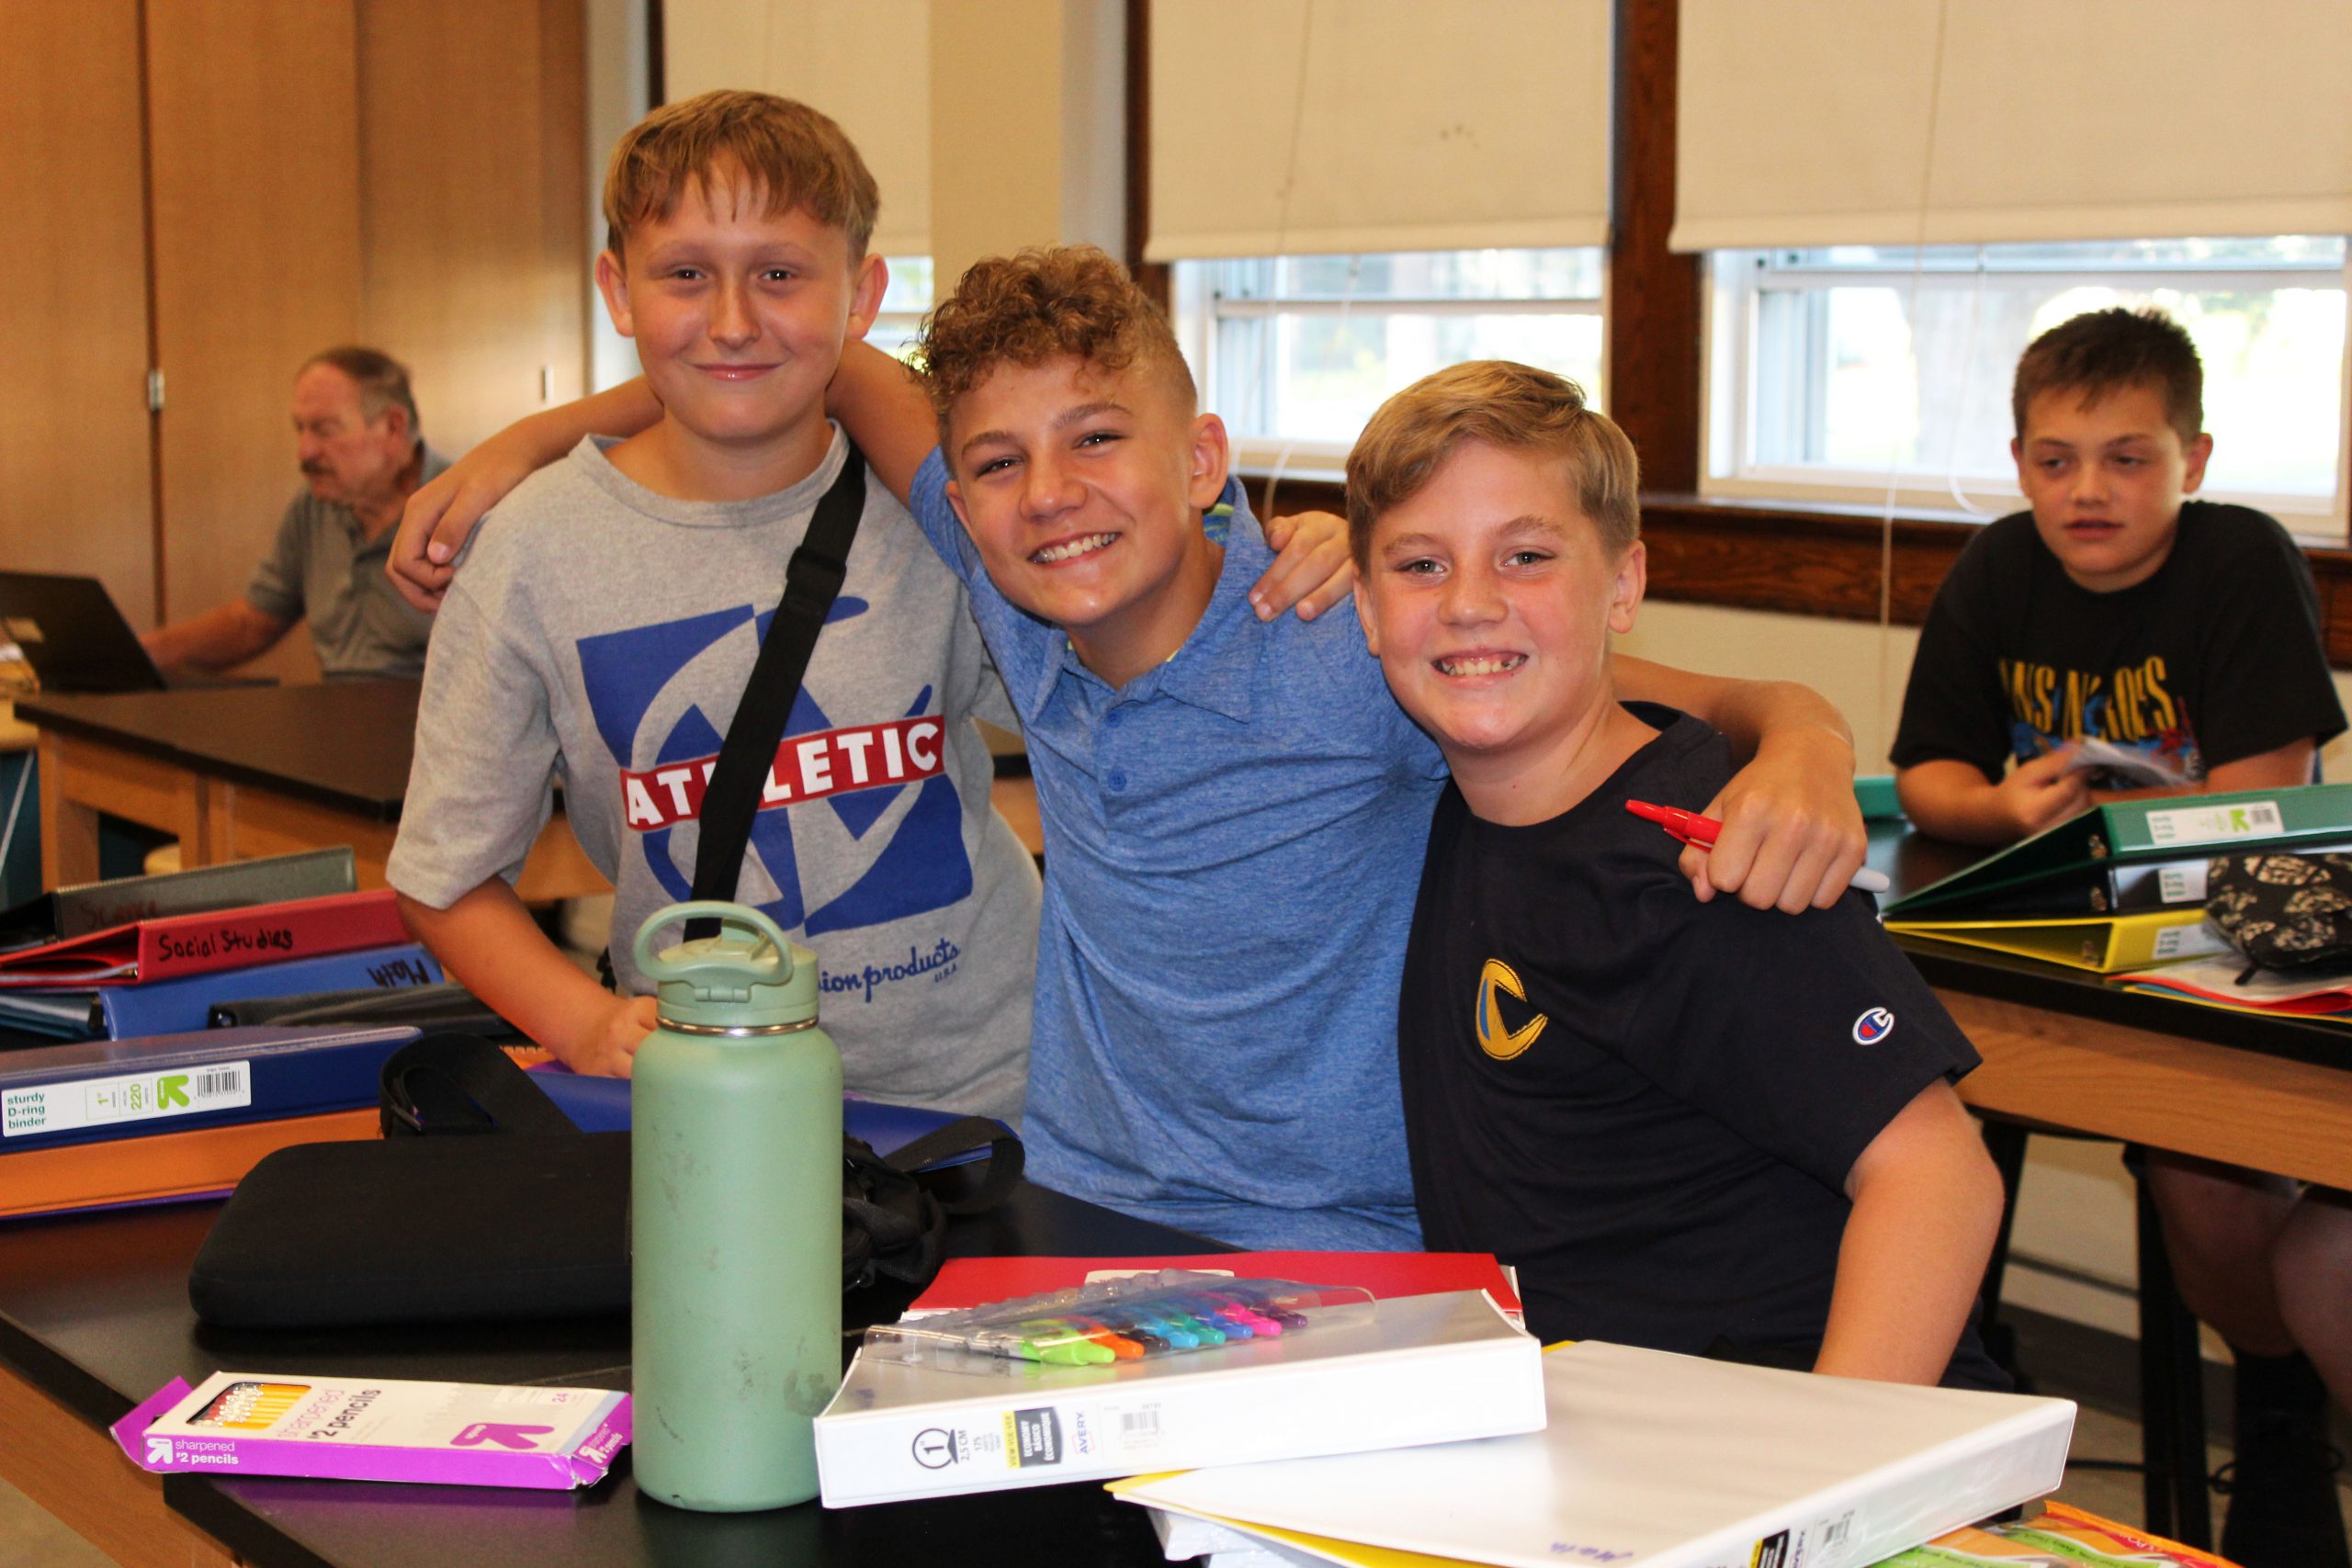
388,433 -> 1037,1119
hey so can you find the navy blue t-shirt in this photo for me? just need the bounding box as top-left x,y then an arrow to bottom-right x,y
1399,705 -> 2005,1388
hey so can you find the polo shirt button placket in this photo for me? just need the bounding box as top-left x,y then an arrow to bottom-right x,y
1106,769 -> 1128,793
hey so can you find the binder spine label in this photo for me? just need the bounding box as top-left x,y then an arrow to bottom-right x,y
2145,799 -> 2283,847
3,1061 -> 251,1138
2158,863 -> 2209,903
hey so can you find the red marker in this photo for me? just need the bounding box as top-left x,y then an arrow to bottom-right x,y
1625,798 -> 1890,894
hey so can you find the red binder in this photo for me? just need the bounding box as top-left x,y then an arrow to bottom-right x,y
0,890 -> 410,988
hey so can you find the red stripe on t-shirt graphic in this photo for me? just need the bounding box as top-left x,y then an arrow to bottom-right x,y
620,716 -> 946,830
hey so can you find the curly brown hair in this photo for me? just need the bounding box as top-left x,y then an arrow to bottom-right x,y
916,246 -> 1195,437
1346,361 -> 1639,566
603,90 -> 877,260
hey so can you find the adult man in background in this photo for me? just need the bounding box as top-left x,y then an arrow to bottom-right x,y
142,346 -> 446,680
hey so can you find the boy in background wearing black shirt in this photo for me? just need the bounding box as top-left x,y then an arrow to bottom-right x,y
1348,360 -> 2006,1388
1894,308 -> 2350,1567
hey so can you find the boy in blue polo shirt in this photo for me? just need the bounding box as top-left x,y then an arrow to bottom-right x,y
391,246 -> 1869,1250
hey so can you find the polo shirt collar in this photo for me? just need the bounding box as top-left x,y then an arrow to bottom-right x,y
1018,474 -> 1266,724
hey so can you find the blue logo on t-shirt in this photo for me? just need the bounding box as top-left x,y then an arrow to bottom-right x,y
1852,1007 -> 1895,1045
574,599 -> 972,935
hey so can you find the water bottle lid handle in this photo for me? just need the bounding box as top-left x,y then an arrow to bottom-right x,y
632,901 -> 796,982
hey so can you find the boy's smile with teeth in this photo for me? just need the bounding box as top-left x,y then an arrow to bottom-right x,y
1437,652 -> 1526,677
1032,532 -> 1118,564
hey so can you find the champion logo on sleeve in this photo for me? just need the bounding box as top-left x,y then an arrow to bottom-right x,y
1851,1007 -> 1895,1045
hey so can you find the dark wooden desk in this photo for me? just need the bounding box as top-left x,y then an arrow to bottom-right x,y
0,1181 -> 1222,1568
1870,824 -> 2352,1190
19,682 -> 606,902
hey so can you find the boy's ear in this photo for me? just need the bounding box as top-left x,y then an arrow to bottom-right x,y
1186,412 -> 1232,510
943,477 -> 974,536
1351,577 -> 1381,657
844,253 -> 888,344
594,250 -> 636,338
1608,540 -> 1647,636
2008,434 -> 2026,479
2181,430 -> 2214,494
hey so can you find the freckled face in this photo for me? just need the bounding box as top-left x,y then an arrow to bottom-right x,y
2013,380 -> 2211,592
1354,442 -> 1643,768
596,179 -> 884,469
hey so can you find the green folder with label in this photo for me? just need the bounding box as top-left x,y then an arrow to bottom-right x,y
1884,783 -> 2352,920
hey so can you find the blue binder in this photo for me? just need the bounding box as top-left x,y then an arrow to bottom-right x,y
0,1025 -> 418,1152
525,1065 -> 1005,1168
92,943 -> 442,1039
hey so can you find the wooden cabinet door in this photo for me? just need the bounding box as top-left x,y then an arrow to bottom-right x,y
145,0 -> 364,679
359,0 -> 588,457
0,0 -> 157,623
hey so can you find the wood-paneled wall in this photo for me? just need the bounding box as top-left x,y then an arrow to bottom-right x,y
147,1 -> 366,676
6,0 -> 586,677
0,0 -> 159,623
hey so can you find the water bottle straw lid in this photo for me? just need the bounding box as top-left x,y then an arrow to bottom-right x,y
633,902 -> 820,1032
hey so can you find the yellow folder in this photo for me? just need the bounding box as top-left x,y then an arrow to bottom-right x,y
1883,905 -> 2230,973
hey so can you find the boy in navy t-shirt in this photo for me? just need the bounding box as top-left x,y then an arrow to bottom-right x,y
1350,359 -> 2005,1385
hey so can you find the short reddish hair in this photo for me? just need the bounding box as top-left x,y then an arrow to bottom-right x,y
603,90 -> 877,260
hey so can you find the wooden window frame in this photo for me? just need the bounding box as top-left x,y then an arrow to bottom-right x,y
1123,0 -> 2352,665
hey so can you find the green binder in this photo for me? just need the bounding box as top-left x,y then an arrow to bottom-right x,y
1883,783 -> 2352,919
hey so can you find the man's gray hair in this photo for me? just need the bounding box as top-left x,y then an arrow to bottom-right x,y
302,345 -> 421,438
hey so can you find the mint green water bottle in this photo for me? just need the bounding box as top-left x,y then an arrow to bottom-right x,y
631,901 -> 842,1511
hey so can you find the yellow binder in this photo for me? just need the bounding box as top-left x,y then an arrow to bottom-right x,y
1883,906 -> 2230,973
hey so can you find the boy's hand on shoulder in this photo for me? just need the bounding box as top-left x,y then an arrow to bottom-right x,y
389,453 -> 526,612
1251,509 -> 1356,622
568,994 -> 660,1077
1992,746 -> 2091,839
1686,728 -> 1866,912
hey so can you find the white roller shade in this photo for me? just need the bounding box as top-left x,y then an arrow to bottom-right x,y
661,0 -> 931,259
1146,0 -> 1611,262
1674,0 -> 2352,252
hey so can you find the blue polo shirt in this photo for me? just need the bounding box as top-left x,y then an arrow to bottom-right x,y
912,452 -> 1444,1248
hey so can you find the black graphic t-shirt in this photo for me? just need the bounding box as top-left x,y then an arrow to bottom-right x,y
1398,707 -> 2001,1386
1892,502 -> 2343,788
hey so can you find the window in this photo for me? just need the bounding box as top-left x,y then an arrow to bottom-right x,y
1705,237 -> 2350,525
1171,249 -> 1606,477
871,256 -> 934,365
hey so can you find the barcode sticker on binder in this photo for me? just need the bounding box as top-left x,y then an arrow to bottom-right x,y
1,1059 -> 253,1138
2145,799 -> 2284,848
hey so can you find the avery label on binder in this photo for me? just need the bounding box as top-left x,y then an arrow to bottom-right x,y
4,1061 -> 251,1138
2145,799 -> 2284,848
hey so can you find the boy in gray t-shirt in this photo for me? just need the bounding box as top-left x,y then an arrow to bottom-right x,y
386,92 -> 1037,1116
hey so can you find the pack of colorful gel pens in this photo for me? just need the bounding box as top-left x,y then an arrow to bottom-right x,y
816,1277 -> 1543,1506
860,1270 -> 1377,1374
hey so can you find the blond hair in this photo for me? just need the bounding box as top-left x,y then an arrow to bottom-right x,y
602,90 -> 877,259
916,245 -> 1195,437
1346,361 -> 1639,563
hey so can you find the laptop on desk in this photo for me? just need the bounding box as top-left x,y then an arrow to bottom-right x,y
0,571 -> 271,694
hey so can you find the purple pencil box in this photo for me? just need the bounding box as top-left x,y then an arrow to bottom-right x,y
113,1371 -> 629,1490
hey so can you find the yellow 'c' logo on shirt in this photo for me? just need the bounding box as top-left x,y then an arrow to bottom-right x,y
1476,958 -> 1547,1060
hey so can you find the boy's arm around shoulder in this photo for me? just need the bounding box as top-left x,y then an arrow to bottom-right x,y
1615,656 -> 1865,911
1815,1078 -> 2004,1384
389,378 -> 664,612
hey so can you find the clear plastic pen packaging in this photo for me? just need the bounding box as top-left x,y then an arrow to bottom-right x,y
861,1269 -> 1376,1376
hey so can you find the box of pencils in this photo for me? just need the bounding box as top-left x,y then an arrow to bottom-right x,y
113,1371 -> 629,1490
819,1272 -> 1542,1506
